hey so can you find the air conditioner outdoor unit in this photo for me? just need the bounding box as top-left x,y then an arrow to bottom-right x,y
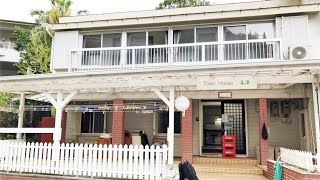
288,44 -> 311,60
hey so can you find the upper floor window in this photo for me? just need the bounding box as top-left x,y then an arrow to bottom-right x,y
127,32 -> 146,46
102,33 -> 122,47
173,29 -> 194,44
148,31 -> 168,45
83,35 -> 101,48
247,22 -> 274,40
196,27 -> 218,43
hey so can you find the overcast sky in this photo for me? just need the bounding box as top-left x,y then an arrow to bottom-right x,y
0,0 -> 259,23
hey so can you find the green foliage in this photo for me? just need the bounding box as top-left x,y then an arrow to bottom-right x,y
15,29 -> 51,75
13,27 -> 32,52
156,0 -> 211,9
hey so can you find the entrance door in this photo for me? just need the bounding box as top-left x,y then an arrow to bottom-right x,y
202,103 -> 223,154
222,100 -> 246,154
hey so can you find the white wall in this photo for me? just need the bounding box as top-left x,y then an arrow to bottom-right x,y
52,31 -> 80,72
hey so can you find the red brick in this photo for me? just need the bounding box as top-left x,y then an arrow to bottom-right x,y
112,99 -> 125,145
181,99 -> 193,163
259,98 -> 268,166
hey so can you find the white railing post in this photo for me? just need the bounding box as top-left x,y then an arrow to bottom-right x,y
201,45 -> 205,63
132,49 -> 136,68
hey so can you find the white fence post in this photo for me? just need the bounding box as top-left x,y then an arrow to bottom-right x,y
0,140 -> 168,179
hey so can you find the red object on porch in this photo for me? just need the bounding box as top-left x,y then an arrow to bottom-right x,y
38,117 -> 55,143
37,112 -> 67,143
222,135 -> 236,158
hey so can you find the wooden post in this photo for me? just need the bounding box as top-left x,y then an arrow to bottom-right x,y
152,87 -> 175,167
16,93 -> 25,140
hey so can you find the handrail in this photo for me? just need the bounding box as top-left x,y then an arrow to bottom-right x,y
71,38 -> 281,52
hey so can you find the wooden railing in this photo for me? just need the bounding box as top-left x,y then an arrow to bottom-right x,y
0,141 -> 167,179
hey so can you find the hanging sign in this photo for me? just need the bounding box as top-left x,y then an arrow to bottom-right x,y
197,76 -> 257,90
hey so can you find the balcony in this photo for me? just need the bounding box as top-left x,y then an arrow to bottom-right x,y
0,41 -> 20,63
70,39 -> 281,72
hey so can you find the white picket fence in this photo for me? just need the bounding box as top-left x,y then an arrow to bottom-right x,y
0,141 -> 167,179
280,147 -> 315,172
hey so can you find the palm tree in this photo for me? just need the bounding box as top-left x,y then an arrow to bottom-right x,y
32,0 -> 72,24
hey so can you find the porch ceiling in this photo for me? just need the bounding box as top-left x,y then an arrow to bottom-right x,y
0,64 -> 316,97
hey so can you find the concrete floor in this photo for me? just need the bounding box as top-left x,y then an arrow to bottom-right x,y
199,174 -> 268,180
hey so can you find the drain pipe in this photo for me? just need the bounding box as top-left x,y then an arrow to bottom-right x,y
312,74 -> 320,154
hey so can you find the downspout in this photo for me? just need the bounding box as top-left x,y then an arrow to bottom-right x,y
314,74 -> 320,153
42,24 -> 55,73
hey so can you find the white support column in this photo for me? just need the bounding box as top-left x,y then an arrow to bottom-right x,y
16,93 -> 25,140
152,87 -> 175,167
168,87 -> 175,167
43,90 -> 78,145
312,75 -> 320,153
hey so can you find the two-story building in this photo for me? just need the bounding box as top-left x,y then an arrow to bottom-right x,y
0,19 -> 32,76
1,0 -> 320,179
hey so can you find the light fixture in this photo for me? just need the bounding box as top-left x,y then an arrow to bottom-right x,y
175,96 -> 190,116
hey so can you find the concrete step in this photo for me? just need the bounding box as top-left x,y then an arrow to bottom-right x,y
194,164 -> 263,175
193,157 -> 258,166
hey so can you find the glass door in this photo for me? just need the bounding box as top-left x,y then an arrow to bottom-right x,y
202,103 -> 223,154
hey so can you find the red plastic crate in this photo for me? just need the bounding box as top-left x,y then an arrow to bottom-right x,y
222,135 -> 236,158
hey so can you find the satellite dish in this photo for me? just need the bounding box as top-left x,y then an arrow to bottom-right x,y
292,46 -> 307,59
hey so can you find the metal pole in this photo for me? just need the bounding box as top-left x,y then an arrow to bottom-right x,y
312,74 -> 320,153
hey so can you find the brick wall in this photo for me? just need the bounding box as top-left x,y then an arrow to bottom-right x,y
38,111 -> 67,143
112,99 -> 125,145
259,98 -> 268,166
265,161 -> 320,180
181,99 -> 193,163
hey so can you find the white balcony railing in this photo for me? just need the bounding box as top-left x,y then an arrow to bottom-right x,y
0,41 -> 15,50
70,39 -> 281,72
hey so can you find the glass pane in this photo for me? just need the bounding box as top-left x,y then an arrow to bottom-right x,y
127,32 -> 146,46
93,112 -> 104,133
173,29 -> 195,62
247,23 -> 274,40
223,26 -> 246,60
83,35 -> 101,48
247,23 -> 274,59
196,27 -> 218,61
148,31 -> 168,45
81,112 -> 93,133
173,29 -> 194,44
102,33 -> 121,47
158,111 -> 181,134
127,32 -> 146,64
148,31 -> 168,63
102,33 -> 121,66
223,26 -> 246,41
196,27 -> 218,42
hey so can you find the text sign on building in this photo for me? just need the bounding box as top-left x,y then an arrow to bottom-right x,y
197,77 -> 257,90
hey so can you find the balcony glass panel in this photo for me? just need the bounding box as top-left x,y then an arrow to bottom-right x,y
248,23 -> 275,59
224,26 -> 247,60
196,27 -> 218,61
102,33 -> 122,66
173,29 -> 195,62
148,31 -> 168,63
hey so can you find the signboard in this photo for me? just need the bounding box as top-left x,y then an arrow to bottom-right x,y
197,77 -> 257,90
